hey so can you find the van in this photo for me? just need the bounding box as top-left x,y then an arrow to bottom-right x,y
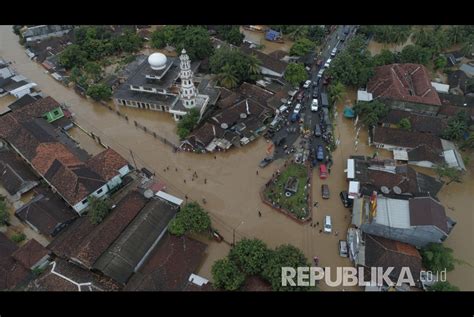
330,47 -> 337,57
278,105 -> 288,113
324,216 -> 332,233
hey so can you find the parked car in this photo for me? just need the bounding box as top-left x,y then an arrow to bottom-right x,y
290,112 -> 300,122
321,184 -> 330,199
339,191 -> 353,208
293,103 -> 302,114
279,104 -> 288,113
330,47 -> 337,57
323,215 -> 332,233
303,80 -> 312,89
316,145 -> 324,161
317,69 -> 324,79
311,99 -> 319,112
314,124 -> 322,137
312,88 -> 319,98
259,156 -> 273,168
339,240 -> 348,257
324,58 -> 332,68
319,164 -> 328,179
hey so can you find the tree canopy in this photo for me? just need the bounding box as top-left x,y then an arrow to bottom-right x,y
442,111 -> 469,141
353,100 -> 389,127
328,81 -> 346,105
151,26 -> 213,61
88,196 -> 112,225
0,198 -> 9,227
421,243 -> 457,273
211,257 -> 246,291
399,45 -> 432,65
86,84 -> 112,101
359,25 -> 412,44
177,108 -> 201,140
372,49 -> 398,67
215,25 -> 244,46
168,202 -> 211,236
290,38 -> 315,57
327,35 -> 374,87
398,118 -> 411,131
229,238 -> 270,275
284,62 -> 307,87
210,47 -> 261,88
261,244 -> 310,291
434,163 -> 463,185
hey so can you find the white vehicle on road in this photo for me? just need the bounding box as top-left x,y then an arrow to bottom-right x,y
311,98 -> 319,112
324,58 -> 332,68
324,215 -> 332,233
303,80 -> 312,89
293,103 -> 302,114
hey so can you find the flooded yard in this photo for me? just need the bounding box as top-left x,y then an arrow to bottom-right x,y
1,25 -> 472,290
240,26 -> 293,54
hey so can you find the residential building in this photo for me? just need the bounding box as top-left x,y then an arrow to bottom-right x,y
21,25 -> 73,42
352,233 -> 423,290
460,63 -> 474,78
25,259 -> 121,291
0,233 -> 31,290
367,64 -> 441,106
351,195 -> 455,247
11,239 -> 50,270
0,147 -> 39,201
240,43 -> 288,78
124,233 -> 208,291
15,187 -> 77,237
382,109 -> 446,136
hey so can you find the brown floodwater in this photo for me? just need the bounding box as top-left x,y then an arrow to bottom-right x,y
240,26 -> 293,54
367,34 -> 414,56
1,25 -> 472,290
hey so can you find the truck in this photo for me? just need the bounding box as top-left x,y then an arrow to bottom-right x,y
321,92 -> 329,107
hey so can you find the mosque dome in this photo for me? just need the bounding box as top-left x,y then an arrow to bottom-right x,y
148,52 -> 167,70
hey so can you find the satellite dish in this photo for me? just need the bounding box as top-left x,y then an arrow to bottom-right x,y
240,113 -> 247,119
221,123 -> 228,129
380,186 -> 390,194
393,186 -> 402,195
144,189 -> 154,199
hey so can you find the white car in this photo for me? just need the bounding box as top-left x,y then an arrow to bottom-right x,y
324,58 -> 332,68
324,215 -> 332,233
317,69 -> 325,79
303,80 -> 312,89
311,99 -> 319,112
293,103 -> 302,114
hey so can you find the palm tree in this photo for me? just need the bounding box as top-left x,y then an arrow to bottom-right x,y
216,65 -> 238,89
247,54 -> 261,75
444,119 -> 467,141
287,26 -> 309,41
328,81 -> 346,105
446,26 -> 464,45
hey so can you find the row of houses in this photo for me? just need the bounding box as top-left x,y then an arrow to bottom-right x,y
343,62 -> 468,291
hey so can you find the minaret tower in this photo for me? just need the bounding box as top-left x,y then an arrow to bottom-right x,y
179,49 -> 197,109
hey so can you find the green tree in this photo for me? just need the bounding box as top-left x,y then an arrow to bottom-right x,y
284,62 -> 307,87
290,38 -> 315,57
445,26 -> 465,46
443,111 -> 468,141
168,202 -> 211,235
399,45 -> 432,65
88,196 -> 112,225
434,164 -> 463,185
460,132 -> 474,150
215,25 -> 244,46
216,64 -> 239,89
327,35 -> 374,87
286,25 -> 310,41
328,81 -> 346,105
262,244 -> 310,291
372,49 -> 398,66
307,26 -> 326,45
466,78 -> 474,94
434,55 -> 447,70
353,100 -> 389,127
398,118 -> 411,131
174,26 -> 214,61
11,233 -> 26,244
421,243 -> 457,273
210,47 -> 260,86
84,61 -> 103,82
229,238 -> 270,275
150,25 -> 178,49
211,257 -> 246,291
413,27 -> 448,56
58,44 -> 88,69
112,30 -> 143,53
427,281 -> 460,292
0,198 -> 9,227
176,108 -> 200,140
360,25 -> 411,44
86,84 -> 112,101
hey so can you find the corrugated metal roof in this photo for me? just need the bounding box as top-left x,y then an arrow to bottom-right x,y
375,196 -> 410,229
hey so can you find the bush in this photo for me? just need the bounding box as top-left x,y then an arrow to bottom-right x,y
421,243 -> 457,273
11,233 -> 26,243
86,84 -> 112,101
284,62 -> 308,87
290,38 -> 315,57
177,108 -> 200,140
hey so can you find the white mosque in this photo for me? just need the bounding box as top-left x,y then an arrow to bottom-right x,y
113,49 -> 218,121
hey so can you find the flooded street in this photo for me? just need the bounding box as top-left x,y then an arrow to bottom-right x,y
367,34 -> 414,56
240,26 -> 293,54
1,25 -> 472,290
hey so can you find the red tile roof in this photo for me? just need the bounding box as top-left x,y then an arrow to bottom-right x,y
11,239 -> 49,269
368,64 -> 441,106
87,148 -> 129,180
11,96 -> 61,122
32,143 -> 82,175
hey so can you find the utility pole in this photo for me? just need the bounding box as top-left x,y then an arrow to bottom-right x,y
129,149 -> 138,170
232,221 -> 244,247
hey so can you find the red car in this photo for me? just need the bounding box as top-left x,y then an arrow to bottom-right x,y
319,164 -> 328,179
